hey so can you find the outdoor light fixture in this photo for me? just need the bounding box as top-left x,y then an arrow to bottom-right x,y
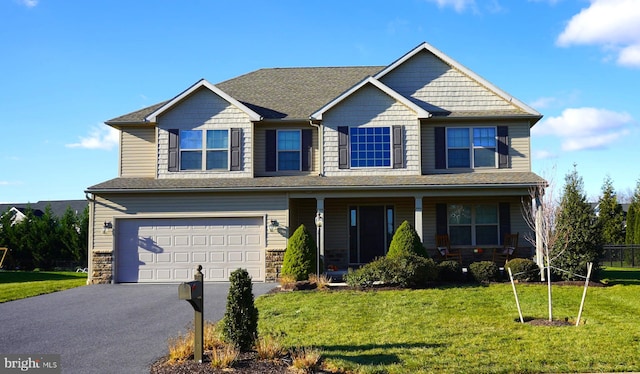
268,219 -> 279,232
103,221 -> 113,234
314,213 -> 323,228
314,212 -> 323,276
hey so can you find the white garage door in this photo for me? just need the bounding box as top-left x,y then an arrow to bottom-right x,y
116,217 -> 264,283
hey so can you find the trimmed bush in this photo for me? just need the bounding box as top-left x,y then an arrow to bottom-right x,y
281,224 -> 317,281
387,221 -> 428,258
469,261 -> 499,283
222,268 -> 259,352
437,260 -> 464,282
505,258 -> 540,282
345,254 -> 437,288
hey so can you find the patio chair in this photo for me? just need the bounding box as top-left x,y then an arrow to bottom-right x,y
435,234 -> 462,264
492,233 -> 519,266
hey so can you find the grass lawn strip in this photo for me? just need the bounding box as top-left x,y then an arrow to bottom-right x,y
0,271 -> 87,303
256,284 -> 640,373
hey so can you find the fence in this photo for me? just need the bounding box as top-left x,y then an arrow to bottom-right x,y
601,245 -> 640,268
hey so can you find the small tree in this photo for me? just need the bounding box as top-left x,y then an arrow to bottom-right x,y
597,176 -> 625,245
386,220 -> 427,258
222,268 -> 259,352
553,166 -> 602,281
626,179 -> 640,245
280,224 -> 317,281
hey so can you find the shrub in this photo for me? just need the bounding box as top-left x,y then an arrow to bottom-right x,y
281,224 -> 317,281
469,261 -> 499,283
387,220 -> 428,258
290,347 -> 323,374
345,254 -> 437,288
505,258 -> 540,282
437,260 -> 464,282
222,268 -> 259,352
210,344 -> 239,369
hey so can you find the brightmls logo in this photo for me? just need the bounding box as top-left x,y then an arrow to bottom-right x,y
0,355 -> 60,373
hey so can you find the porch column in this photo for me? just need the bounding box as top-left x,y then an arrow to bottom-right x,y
316,197 -> 325,265
414,196 -> 424,242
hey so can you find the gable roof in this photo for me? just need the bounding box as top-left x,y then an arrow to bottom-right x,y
145,79 -> 262,122
310,76 -> 431,121
0,200 -> 87,218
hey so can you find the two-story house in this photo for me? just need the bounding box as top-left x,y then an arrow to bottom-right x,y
85,42 -> 544,284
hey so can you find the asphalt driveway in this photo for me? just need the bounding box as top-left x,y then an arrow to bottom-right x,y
0,282 -> 276,373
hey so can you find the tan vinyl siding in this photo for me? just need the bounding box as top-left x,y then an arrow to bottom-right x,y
323,85 -> 421,176
119,127 -> 156,177
380,50 -> 521,113
90,192 -> 289,255
254,123 -> 319,176
156,88 -> 253,179
421,120 -> 531,174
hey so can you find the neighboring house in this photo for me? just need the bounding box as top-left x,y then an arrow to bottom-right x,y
0,200 -> 87,225
86,42 -> 545,284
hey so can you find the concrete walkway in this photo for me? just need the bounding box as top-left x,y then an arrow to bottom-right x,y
0,283 -> 275,374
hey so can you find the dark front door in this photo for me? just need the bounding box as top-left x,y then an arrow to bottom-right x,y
358,206 -> 386,263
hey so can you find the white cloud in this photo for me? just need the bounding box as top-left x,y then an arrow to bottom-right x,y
557,0 -> 640,68
425,0 -> 476,12
17,0 -> 38,7
532,150 -> 557,160
66,125 -> 119,150
532,107 -> 634,151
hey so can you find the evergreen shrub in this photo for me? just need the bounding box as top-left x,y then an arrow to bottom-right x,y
387,221 -> 428,258
280,224 -> 316,281
469,261 -> 499,283
437,260 -> 464,282
505,258 -> 540,282
345,254 -> 437,288
222,268 -> 259,352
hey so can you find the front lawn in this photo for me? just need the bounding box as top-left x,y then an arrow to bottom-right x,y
0,271 -> 87,303
256,282 -> 640,373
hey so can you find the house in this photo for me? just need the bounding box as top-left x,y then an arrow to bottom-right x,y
0,200 -> 87,225
85,42 -> 545,284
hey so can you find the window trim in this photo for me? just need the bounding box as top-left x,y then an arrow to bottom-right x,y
445,126 -> 497,169
348,126 -> 393,169
276,129 -> 302,171
177,129 -> 231,171
447,203 -> 499,246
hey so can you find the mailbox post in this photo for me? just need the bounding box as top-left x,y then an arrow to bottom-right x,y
178,265 -> 204,363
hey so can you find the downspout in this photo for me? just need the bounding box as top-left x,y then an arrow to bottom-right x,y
309,120 -> 324,176
85,192 -> 96,285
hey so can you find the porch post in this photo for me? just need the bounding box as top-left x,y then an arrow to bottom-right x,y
316,197 -> 325,264
414,196 -> 424,242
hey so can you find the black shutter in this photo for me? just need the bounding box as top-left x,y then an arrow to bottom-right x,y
265,129 -> 276,172
392,125 -> 404,169
302,129 -> 312,171
230,128 -> 242,171
168,129 -> 179,172
435,127 -> 446,169
499,202 -> 511,244
338,126 -> 349,169
498,126 -> 509,169
436,203 -> 448,235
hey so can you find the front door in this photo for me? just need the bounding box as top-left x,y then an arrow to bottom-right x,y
349,205 -> 394,264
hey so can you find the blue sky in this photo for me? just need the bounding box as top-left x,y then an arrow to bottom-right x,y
1,0 -> 639,203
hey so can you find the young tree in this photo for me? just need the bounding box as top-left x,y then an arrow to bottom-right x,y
553,166 -> 602,281
626,179 -> 640,245
280,224 -> 317,281
597,176 -> 625,245
222,268 -> 259,352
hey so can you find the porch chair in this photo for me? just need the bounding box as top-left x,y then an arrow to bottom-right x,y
492,233 -> 519,266
435,234 -> 462,264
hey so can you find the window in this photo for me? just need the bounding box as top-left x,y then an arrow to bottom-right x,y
179,129 -> 229,171
277,130 -> 301,171
350,127 -> 391,168
446,127 -> 496,168
448,204 -> 498,245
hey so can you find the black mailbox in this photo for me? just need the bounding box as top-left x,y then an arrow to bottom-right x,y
178,281 -> 202,301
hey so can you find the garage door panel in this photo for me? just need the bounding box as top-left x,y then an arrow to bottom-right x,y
117,217 -> 264,283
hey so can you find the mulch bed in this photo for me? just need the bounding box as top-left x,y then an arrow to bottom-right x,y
150,352 -> 291,374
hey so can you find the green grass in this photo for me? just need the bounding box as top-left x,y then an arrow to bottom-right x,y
256,283 -> 640,373
0,271 -> 87,303
600,266 -> 640,285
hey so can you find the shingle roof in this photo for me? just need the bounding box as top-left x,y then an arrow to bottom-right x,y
86,173 -> 545,193
0,200 -> 87,217
106,67 -> 384,124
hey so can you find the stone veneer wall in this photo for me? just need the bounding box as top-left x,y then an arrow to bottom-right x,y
265,248 -> 286,282
90,250 -> 113,284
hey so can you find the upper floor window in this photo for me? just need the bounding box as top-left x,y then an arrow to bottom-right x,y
447,127 -> 496,168
277,130 -> 301,171
448,203 -> 498,246
350,127 -> 391,168
179,129 -> 229,170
